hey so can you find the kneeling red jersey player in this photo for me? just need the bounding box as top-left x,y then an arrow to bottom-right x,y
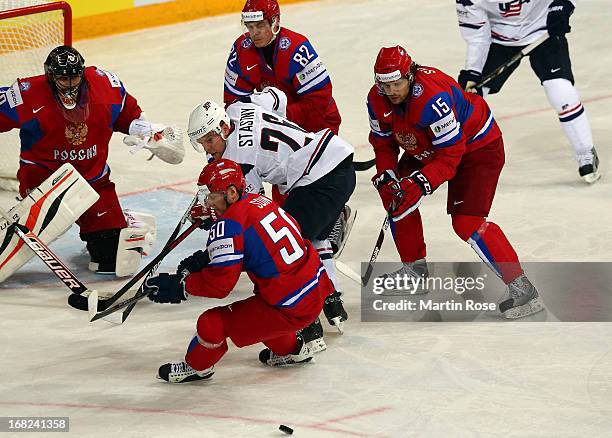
366,45 -> 544,320
144,158 -> 333,383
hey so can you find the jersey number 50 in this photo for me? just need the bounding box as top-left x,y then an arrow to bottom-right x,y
260,210 -> 304,265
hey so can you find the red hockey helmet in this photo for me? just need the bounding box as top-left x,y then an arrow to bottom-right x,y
198,159 -> 246,194
242,0 -> 280,24
374,45 -> 413,84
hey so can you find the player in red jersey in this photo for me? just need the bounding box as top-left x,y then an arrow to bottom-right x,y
0,46 -> 182,277
224,0 -> 341,135
146,159 -> 334,383
223,0 -> 354,269
366,45 -> 543,319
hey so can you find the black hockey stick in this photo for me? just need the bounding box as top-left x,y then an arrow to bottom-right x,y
0,206 -> 92,296
117,196 -> 198,322
353,158 -> 376,171
88,220 -> 201,322
361,213 -> 390,286
475,32 -> 549,91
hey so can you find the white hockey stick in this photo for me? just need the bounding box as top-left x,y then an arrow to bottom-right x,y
335,260 -> 361,284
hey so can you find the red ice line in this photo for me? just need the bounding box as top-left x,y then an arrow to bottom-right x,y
0,401 -> 390,437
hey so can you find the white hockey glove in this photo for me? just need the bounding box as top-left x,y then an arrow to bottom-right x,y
249,86 -> 287,117
125,117 -> 185,165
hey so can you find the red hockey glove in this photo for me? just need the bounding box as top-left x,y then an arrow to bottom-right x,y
372,169 -> 400,211
391,171 -> 431,222
188,203 -> 213,230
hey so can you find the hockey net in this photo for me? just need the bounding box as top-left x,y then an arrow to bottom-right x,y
0,1 -> 72,191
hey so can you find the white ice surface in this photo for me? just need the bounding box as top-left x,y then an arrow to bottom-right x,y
1,1 -> 612,436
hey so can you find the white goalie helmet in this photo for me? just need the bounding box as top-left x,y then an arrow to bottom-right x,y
187,100 -> 230,153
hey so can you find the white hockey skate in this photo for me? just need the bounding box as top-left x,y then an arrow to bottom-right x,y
157,361 -> 214,384
259,337 -> 314,367
499,274 -> 544,319
578,147 -> 601,184
376,259 -> 429,295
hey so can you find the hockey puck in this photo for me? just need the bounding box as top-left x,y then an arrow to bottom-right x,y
279,424 -> 294,435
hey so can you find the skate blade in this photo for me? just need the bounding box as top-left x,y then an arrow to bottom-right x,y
305,338 -> 327,354
331,317 -> 345,334
583,170 -> 601,184
502,297 -> 545,319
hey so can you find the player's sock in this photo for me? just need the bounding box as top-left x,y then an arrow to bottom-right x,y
543,78 -> 599,182
389,209 -> 426,262
452,215 -> 523,284
314,239 -> 348,331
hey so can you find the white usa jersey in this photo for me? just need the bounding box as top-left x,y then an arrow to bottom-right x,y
223,101 -> 353,195
456,0 -> 577,72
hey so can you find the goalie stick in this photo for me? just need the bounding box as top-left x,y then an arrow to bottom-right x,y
475,32 -> 550,91
0,206 -> 91,295
88,219 -> 201,322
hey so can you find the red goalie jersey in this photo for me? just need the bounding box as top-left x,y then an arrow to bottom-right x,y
0,67 -> 142,191
185,193 -> 333,316
223,28 -> 341,134
367,66 -> 502,190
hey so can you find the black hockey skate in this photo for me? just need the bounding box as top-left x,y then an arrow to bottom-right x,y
297,317 -> 327,354
328,205 -> 356,259
323,291 -> 348,334
259,336 -> 314,367
157,361 -> 214,383
578,147 -> 601,184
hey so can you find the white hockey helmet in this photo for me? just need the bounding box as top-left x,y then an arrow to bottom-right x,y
187,100 -> 230,153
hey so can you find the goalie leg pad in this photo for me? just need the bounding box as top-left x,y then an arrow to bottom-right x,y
114,210 -> 157,277
0,163 -> 99,282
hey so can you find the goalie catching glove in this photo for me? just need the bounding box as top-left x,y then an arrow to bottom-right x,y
124,116 -> 185,164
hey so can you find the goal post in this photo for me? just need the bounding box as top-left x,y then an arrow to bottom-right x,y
0,1 -> 72,190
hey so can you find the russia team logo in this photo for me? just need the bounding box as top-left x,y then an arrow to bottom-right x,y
279,37 -> 291,50
412,83 -> 424,98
